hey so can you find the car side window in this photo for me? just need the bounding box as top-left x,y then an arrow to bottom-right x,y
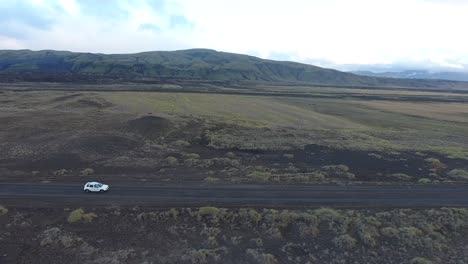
89,185 -> 94,188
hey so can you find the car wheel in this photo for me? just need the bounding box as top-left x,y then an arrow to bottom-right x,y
100,190 -> 104,193
85,189 -> 90,193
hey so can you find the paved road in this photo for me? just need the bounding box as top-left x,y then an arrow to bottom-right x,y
1,183 -> 468,208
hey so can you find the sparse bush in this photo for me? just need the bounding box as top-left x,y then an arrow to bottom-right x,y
387,173 -> 413,181
249,238 -> 263,247
322,164 -> 349,172
80,168 -> 94,176
285,163 -> 299,173
247,171 -> 271,182
448,169 -> 468,181
418,178 -> 431,184
173,140 -> 191,147
424,158 -> 446,175
0,205 -> 8,216
357,223 -> 379,247
198,207 -> 220,219
246,248 -> 278,264
399,226 -> 423,243
184,153 -> 200,159
321,165 -> 355,179
183,248 -> 225,264
184,158 -> 199,167
307,171 -> 326,181
410,257 -> 433,264
67,209 -> 97,223
314,208 -> 341,222
166,208 -> 179,220
204,176 -> 220,183
297,222 -> 320,237
380,227 -> 399,238
283,153 -> 294,159
53,169 -> 68,176
210,157 -> 240,167
225,152 -> 236,159
333,234 -> 357,249
239,209 -> 262,226
166,156 -> 179,166
368,153 -> 382,159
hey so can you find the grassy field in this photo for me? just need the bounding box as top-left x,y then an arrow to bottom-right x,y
1,85 -> 467,184
103,91 -> 468,157
105,92 -> 363,129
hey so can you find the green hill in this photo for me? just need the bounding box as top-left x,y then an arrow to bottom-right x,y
0,48 -> 467,89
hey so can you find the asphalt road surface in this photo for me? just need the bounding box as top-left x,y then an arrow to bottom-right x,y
1,183 -> 468,208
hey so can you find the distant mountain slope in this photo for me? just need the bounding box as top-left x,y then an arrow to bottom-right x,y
1,49 -> 468,89
352,70 -> 468,82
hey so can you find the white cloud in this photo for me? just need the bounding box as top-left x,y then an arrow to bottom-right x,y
0,0 -> 467,71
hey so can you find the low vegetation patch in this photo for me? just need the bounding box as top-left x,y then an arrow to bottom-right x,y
3,206 -> 468,263
0,205 -> 8,216
448,169 -> 468,181
67,209 -> 97,223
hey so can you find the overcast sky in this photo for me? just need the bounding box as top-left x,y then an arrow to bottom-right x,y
1,0 -> 468,72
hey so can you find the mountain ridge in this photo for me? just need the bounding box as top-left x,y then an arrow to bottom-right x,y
1,49 -> 468,90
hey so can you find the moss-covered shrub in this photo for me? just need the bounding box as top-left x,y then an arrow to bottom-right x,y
448,169 -> 468,181
417,178 -> 431,184
67,209 -> 97,223
0,205 -> 8,216
333,234 -> 357,249
410,257 -> 433,264
166,156 -> 179,166
80,168 -> 94,176
247,171 -> 272,182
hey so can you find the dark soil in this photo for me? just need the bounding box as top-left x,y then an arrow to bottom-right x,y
1,207 -> 467,264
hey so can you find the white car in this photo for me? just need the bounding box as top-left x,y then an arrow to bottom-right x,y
84,182 -> 109,193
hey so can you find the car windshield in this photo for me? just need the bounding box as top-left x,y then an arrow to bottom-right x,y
96,184 -> 102,187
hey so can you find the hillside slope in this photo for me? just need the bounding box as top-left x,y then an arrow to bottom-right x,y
1,49 -> 467,89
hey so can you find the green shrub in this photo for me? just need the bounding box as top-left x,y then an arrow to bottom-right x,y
0,205 -> 8,216
67,209 -> 97,223
322,164 -> 349,172
198,207 -> 220,217
211,158 -> 240,167
247,171 -> 272,182
387,173 -> 413,181
410,257 -> 433,264
173,140 -> 191,147
333,234 -> 357,249
380,227 -> 399,238
321,165 -> 355,179
53,169 -> 68,176
448,169 -> 468,181
204,176 -> 220,183
226,152 -> 236,159
417,178 -> 431,184
314,208 -> 341,222
166,156 -> 179,166
184,153 -> 200,159
246,248 -> 278,264
184,158 -> 199,167
79,168 -> 94,176
424,158 -> 446,174
167,208 -> 179,220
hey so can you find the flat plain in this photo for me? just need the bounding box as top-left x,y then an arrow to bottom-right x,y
0,83 -> 467,184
